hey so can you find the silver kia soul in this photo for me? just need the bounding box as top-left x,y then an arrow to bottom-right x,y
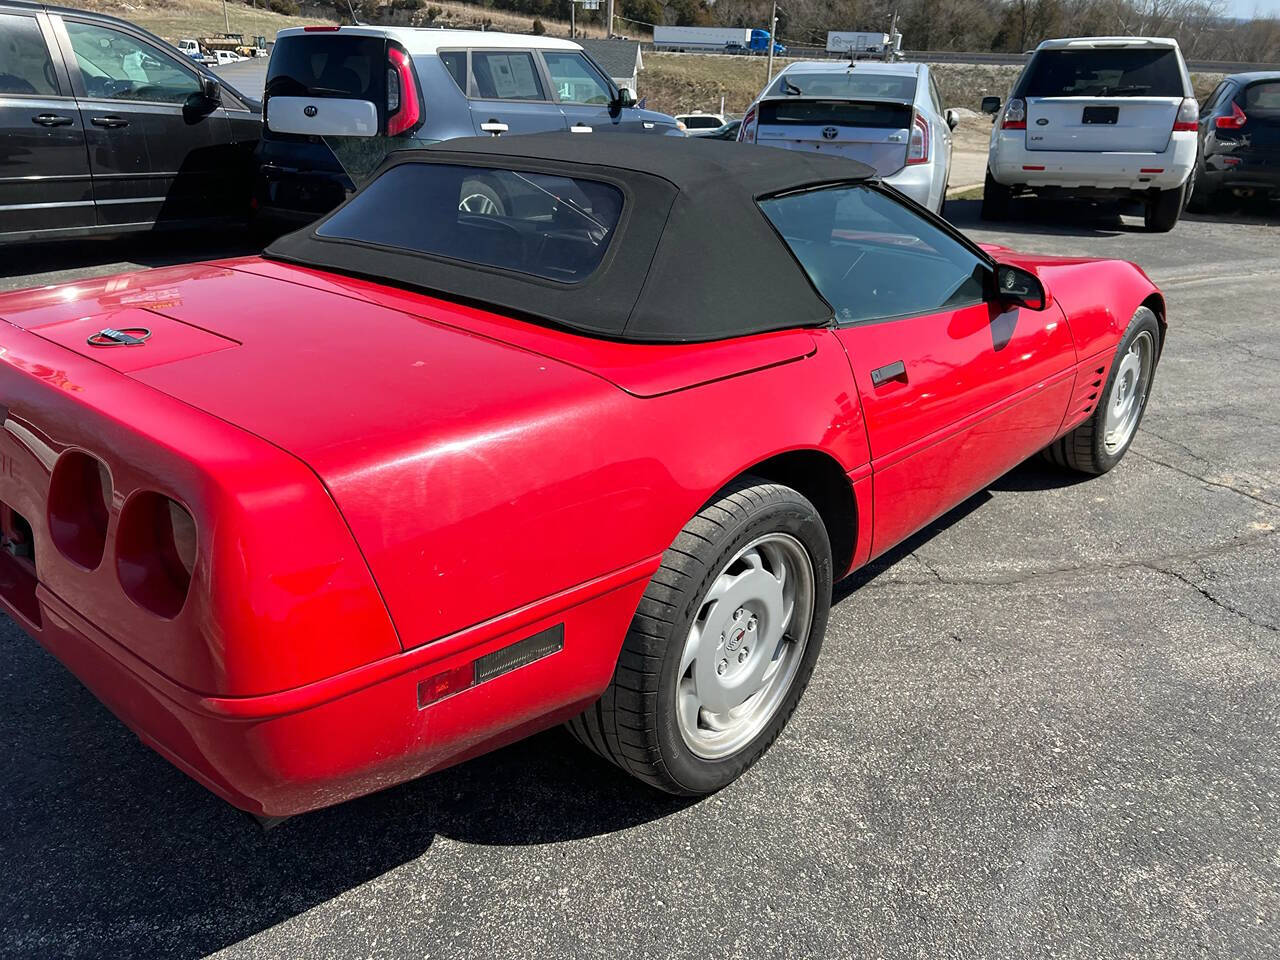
256,27 -> 680,225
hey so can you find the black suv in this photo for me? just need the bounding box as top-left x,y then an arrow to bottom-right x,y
0,1 -> 261,244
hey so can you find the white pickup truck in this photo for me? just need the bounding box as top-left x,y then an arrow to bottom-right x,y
981,36 -> 1199,231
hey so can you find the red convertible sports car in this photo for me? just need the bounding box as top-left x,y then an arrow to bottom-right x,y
0,135 -> 1164,817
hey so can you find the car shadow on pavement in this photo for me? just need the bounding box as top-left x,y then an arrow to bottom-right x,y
830,456 -> 1089,605
0,617 -> 694,959
946,197 -> 1134,237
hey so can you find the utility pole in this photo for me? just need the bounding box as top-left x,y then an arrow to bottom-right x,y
765,0 -> 778,82
606,0 -> 614,38
223,0 -> 230,32
570,0 -> 575,39
884,9 -> 898,63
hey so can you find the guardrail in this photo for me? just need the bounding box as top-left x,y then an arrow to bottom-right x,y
643,43 -> 1280,73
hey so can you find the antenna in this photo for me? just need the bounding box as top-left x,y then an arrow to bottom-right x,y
346,0 -> 361,25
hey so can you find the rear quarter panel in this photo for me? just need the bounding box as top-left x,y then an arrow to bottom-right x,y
320,328 -> 869,651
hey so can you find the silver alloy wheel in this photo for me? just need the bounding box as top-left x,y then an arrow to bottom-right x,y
459,192 -> 499,215
1103,329 -> 1155,455
675,533 -> 815,760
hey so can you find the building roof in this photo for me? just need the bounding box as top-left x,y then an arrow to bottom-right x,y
578,39 -> 642,80
274,26 -> 580,56
265,133 -> 875,343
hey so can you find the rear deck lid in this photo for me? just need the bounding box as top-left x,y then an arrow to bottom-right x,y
1019,46 -> 1187,152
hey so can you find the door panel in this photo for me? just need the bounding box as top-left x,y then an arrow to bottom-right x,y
57,17 -> 236,226
835,301 -> 1075,553
466,49 -> 565,136
0,11 -> 93,236
540,50 -> 626,132
757,181 -> 1075,560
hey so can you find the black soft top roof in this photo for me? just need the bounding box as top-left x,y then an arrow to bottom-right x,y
264,133 -> 875,343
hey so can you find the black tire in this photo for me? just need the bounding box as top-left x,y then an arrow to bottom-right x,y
1184,161 -> 1213,213
1041,306 -> 1161,475
1144,182 -> 1186,231
568,477 -> 833,795
981,168 -> 1012,220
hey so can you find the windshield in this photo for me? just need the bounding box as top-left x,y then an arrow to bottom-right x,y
770,72 -> 916,101
315,163 -> 624,284
1019,48 -> 1185,98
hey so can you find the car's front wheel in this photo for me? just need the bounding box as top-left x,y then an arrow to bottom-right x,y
1042,306 -> 1161,474
568,477 -> 832,795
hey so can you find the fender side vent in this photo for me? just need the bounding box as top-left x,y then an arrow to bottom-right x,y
474,623 -> 565,683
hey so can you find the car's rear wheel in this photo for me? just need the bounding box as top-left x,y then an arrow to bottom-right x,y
567,477 -> 832,795
1184,160 -> 1214,213
1145,183 -> 1186,231
458,179 -> 506,216
1041,306 -> 1161,475
980,168 -> 1012,220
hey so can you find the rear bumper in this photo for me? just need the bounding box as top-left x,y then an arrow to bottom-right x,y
990,130 -> 1196,191
254,165 -> 353,225
1201,150 -> 1280,195
882,163 -> 938,210
24,561 -> 654,816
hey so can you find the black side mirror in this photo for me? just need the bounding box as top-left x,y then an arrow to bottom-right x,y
995,264 -> 1049,310
980,96 -> 1002,115
610,87 -> 637,115
183,77 -> 221,122
945,108 -> 959,130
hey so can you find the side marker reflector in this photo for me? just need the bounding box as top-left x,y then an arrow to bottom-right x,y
417,623 -> 565,708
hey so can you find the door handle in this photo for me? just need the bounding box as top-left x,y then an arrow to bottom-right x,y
869,360 -> 907,386
480,119 -> 508,135
90,116 -> 129,129
31,114 -> 74,127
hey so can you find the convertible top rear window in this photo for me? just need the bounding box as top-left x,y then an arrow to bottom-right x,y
315,163 -> 624,284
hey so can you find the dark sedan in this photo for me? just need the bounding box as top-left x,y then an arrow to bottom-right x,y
1189,72 -> 1280,210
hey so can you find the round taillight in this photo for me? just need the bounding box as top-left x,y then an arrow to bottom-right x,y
116,492 -> 196,619
47,451 -> 112,570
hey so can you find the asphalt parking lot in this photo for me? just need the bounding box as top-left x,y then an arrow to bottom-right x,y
1,198 -> 1277,959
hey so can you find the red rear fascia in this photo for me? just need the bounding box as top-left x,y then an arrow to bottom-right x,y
0,319 -> 401,697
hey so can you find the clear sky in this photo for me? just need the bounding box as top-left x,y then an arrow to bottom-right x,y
1231,0 -> 1280,17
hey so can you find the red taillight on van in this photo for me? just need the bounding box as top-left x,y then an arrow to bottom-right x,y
1173,97 -> 1199,132
1215,101 -> 1247,130
385,43 -> 421,137
1000,98 -> 1026,130
906,113 -> 929,165
738,105 -> 757,143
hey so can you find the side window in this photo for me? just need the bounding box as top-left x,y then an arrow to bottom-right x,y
759,184 -> 987,324
928,74 -> 943,114
542,51 -> 612,105
64,20 -> 200,104
1201,82 -> 1227,116
469,51 -> 544,101
0,14 -> 60,96
439,50 -> 467,94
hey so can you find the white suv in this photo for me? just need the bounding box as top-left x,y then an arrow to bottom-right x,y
981,37 -> 1198,231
